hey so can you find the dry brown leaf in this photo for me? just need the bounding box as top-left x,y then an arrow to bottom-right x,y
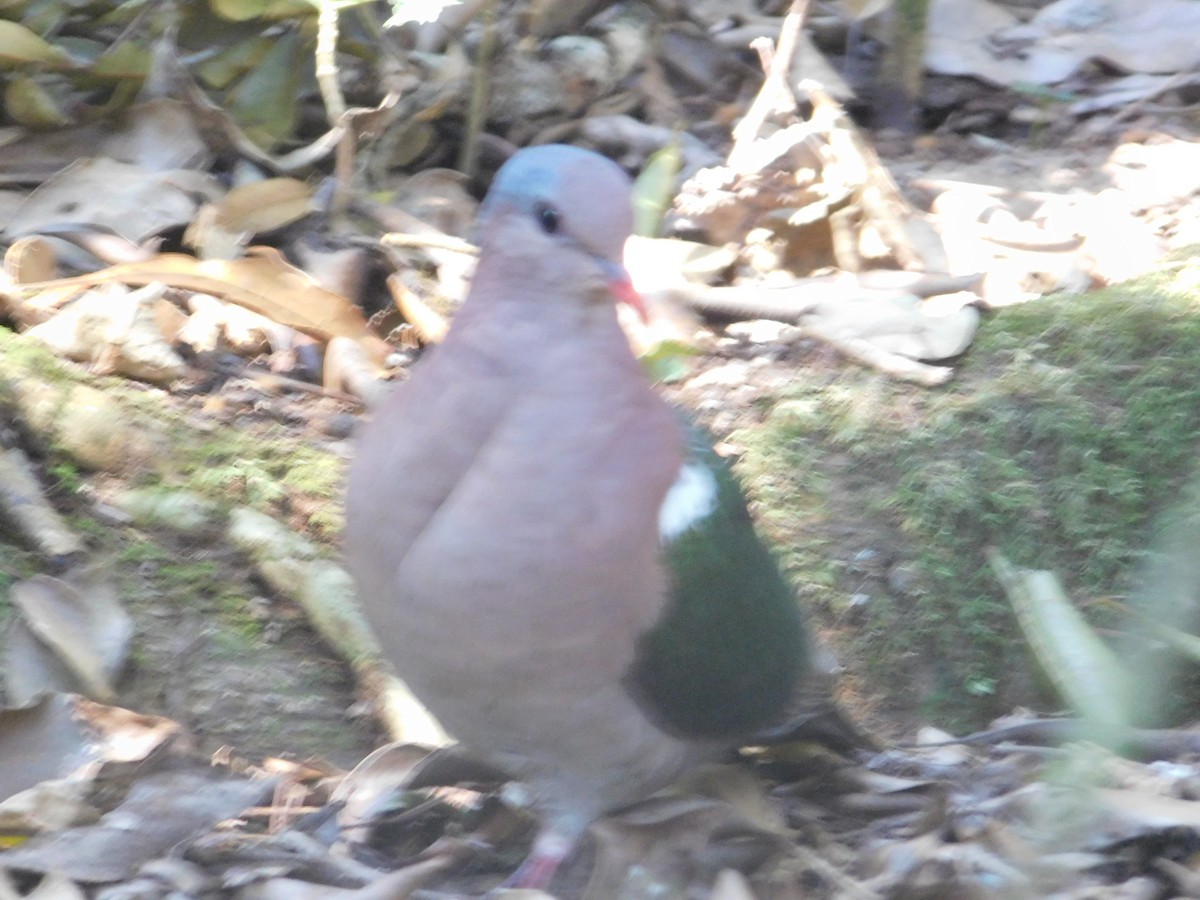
186,179 -> 315,261
0,694 -> 188,805
14,248 -> 389,361
586,784 -> 789,900
1098,787 -> 1200,831
212,178 -> 314,235
1,280 -> 82,329
332,742 -> 438,832
387,274 -> 448,344
4,235 -> 57,284
236,858 -> 456,899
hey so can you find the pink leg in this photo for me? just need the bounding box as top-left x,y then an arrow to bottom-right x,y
503,827 -> 578,890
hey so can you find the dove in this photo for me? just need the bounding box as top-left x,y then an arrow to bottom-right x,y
345,144 -> 855,889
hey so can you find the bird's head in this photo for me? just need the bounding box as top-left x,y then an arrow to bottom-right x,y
475,144 -> 647,320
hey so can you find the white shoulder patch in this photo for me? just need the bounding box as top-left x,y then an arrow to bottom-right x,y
659,462 -> 719,542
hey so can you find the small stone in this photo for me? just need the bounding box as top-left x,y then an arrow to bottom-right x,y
725,319 -> 790,344
887,561 -> 923,597
317,412 -> 358,439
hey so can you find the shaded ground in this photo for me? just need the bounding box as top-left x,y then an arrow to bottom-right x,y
0,345 -> 384,768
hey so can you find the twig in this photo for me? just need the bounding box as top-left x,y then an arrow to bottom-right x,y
728,0 -> 811,171
1102,69 -> 1200,127
314,1 -> 346,122
458,0 -> 496,179
382,232 -> 479,255
314,1 -> 357,220
802,319 -> 954,386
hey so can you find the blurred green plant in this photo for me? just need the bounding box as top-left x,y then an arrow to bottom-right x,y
0,0 -> 451,147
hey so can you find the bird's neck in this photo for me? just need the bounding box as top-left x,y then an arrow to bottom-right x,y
452,260 -> 634,370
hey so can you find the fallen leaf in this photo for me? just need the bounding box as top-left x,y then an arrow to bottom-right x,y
0,21 -> 78,68
24,282 -> 187,384
388,274 -> 449,344
14,248 -> 388,360
10,564 -> 133,703
5,158 -> 220,245
0,769 -> 272,884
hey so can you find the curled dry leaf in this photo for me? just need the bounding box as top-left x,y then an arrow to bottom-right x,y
0,694 -> 189,806
185,178 -> 315,261
331,742 -> 437,831
0,280 -> 86,330
4,235 -> 57,284
586,789 -> 789,900
180,292 -> 280,355
387,275 -> 448,344
14,248 -> 389,363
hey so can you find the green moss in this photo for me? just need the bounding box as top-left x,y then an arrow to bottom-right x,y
214,587 -> 265,642
0,329 -> 72,385
739,272 -> 1200,728
117,539 -> 171,565
176,427 -> 344,538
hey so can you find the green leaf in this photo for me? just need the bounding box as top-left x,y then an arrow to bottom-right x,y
208,0 -> 312,20
210,0 -> 279,21
194,35 -> 272,90
639,339 -> 699,385
89,41 -> 153,81
989,550 -> 1132,730
4,73 -> 72,127
632,140 -> 682,238
0,20 -> 78,69
224,28 -> 308,148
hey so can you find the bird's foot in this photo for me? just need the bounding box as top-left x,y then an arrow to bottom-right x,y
499,828 -> 576,891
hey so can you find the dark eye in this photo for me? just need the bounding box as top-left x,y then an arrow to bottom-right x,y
533,201 -> 560,235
